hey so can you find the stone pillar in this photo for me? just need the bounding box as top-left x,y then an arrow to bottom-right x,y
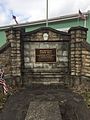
68,26 -> 88,86
5,27 -> 23,86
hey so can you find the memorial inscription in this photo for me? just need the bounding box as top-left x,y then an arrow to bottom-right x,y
36,49 -> 56,62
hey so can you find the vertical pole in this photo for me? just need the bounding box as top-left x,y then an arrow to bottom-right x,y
46,0 -> 48,27
84,18 -> 87,27
77,17 -> 79,26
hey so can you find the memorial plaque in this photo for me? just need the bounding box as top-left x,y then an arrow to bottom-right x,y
36,49 -> 56,62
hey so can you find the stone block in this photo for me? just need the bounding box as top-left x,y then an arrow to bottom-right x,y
25,101 -> 62,120
24,63 -> 33,68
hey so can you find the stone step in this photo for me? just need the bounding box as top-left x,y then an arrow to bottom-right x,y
23,77 -> 68,86
23,68 -> 69,73
24,72 -> 68,74
24,74 -> 67,78
25,101 -> 62,120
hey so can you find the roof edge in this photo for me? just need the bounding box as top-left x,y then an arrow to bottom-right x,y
0,11 -> 89,30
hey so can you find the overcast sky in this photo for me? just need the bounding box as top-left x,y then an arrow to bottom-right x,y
0,0 -> 90,26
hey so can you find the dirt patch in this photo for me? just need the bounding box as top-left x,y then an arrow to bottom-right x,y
0,85 -> 90,120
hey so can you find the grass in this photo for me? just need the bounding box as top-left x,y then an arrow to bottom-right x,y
0,92 -> 7,110
0,85 -> 22,110
70,85 -> 90,108
82,91 -> 90,108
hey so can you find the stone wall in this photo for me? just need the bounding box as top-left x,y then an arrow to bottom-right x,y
68,26 -> 90,88
0,42 -> 11,83
0,28 -> 23,86
0,26 -> 90,88
5,28 -> 23,85
23,27 -> 70,85
81,42 -> 90,88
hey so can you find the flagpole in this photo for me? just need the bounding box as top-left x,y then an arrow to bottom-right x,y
77,17 -> 79,26
84,17 -> 86,27
77,10 -> 80,26
78,10 -> 86,27
46,0 -> 48,27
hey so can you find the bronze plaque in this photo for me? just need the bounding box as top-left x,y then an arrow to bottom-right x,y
36,49 -> 56,62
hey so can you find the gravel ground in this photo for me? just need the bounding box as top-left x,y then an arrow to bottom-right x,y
0,85 -> 90,120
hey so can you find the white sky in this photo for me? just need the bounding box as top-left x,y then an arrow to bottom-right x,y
0,0 -> 90,26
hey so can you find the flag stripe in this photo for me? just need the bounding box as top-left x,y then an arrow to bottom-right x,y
0,79 -> 9,95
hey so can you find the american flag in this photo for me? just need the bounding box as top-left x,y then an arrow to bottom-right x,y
0,69 -> 9,95
79,10 -> 86,20
12,15 -> 18,24
0,79 -> 9,95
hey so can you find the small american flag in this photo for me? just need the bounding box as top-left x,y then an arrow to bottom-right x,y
12,15 -> 18,24
79,10 -> 86,20
0,79 -> 9,95
0,68 -> 9,95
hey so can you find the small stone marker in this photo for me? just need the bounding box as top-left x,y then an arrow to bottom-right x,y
25,101 -> 62,120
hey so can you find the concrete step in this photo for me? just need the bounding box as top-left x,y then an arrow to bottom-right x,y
25,101 -> 62,120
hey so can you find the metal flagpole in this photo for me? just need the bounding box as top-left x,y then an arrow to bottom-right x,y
46,0 -> 48,27
84,17 -> 87,27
